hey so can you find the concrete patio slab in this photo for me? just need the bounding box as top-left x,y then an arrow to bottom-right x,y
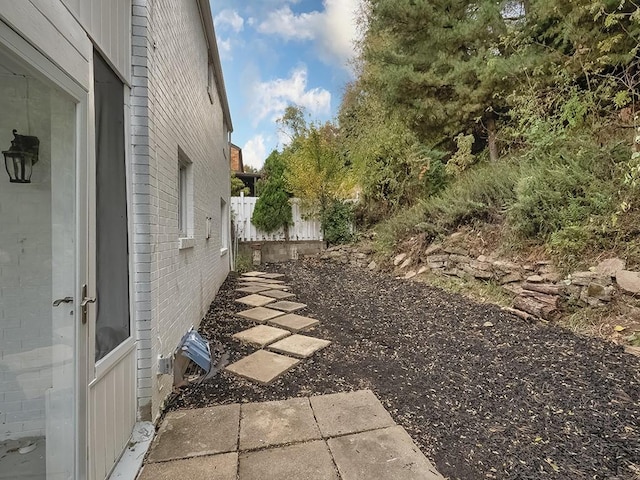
235,285 -> 271,294
242,271 -> 267,277
260,289 -> 296,300
328,426 -> 445,480
232,325 -> 291,348
138,453 -> 238,480
146,405 -> 240,463
310,390 -> 395,438
268,335 -> 331,358
225,350 -> 300,385
239,397 -> 321,451
267,313 -> 320,332
236,307 -> 285,323
238,440 -> 338,480
258,273 -> 286,279
268,300 -> 307,313
235,294 -> 275,307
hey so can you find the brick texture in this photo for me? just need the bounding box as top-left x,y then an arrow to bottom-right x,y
131,0 -> 231,420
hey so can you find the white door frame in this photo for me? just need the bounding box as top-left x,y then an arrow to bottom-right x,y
0,19 -> 91,480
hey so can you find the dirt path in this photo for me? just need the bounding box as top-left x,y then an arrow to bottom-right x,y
172,258 -> 640,480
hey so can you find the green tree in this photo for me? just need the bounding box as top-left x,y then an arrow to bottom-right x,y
338,80 -> 447,219
284,121 -> 351,221
361,0 -> 521,160
251,150 -> 292,234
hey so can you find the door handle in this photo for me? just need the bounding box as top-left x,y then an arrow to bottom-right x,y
53,297 -> 73,306
80,296 -> 96,308
81,284 -> 97,325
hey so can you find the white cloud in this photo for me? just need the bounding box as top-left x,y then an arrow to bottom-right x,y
251,66 -> 331,126
214,9 -> 244,33
217,38 -> 232,57
258,7 -> 320,40
257,0 -> 363,70
243,135 -> 267,169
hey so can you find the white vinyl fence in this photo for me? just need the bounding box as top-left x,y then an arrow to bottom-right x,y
231,195 -> 323,242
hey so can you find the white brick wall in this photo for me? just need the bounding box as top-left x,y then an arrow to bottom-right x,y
131,0 -> 231,420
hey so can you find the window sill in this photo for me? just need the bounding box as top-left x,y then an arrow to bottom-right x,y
220,247 -> 228,256
179,237 -> 195,250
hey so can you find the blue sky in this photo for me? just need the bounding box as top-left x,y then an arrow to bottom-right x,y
210,0 -> 363,169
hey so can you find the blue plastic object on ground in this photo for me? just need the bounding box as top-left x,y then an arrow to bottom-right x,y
177,327 -> 211,372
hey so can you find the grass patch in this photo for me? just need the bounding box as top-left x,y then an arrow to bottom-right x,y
234,253 -> 253,273
373,160 -> 520,253
417,272 -> 515,308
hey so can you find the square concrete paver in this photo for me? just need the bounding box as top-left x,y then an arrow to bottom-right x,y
232,325 -> 291,348
261,289 -> 296,300
268,313 -> 320,332
235,285 -> 271,294
268,335 -> 331,358
146,405 -> 240,462
235,294 -> 275,307
242,271 -> 267,277
239,397 -> 321,450
248,283 -> 291,291
236,307 -> 285,323
259,273 -> 286,279
238,440 -> 338,480
138,453 -> 237,480
226,350 -> 300,385
240,277 -> 285,284
310,390 -> 395,437
268,300 -> 307,313
328,426 -> 445,480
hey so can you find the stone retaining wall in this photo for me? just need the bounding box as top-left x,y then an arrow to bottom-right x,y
239,241 -> 325,264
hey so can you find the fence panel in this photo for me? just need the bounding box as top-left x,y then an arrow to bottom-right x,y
230,196 -> 323,242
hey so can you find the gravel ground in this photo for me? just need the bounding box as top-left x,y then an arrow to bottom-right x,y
171,258 -> 640,480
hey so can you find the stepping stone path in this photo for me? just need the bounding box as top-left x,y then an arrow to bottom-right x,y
260,289 -> 296,300
235,294 -> 275,307
236,307 -> 285,323
232,325 -> 291,348
227,272 -> 331,385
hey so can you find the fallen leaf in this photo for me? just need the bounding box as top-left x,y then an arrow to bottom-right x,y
614,325 -> 626,332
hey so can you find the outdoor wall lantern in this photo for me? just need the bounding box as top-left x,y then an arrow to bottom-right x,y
3,129 -> 40,183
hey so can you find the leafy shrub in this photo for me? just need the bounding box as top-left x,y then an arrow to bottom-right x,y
422,160 -> 519,231
374,160 -> 519,250
322,200 -> 354,245
508,143 -> 618,240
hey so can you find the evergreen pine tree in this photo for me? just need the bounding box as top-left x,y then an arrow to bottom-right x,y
251,150 -> 292,234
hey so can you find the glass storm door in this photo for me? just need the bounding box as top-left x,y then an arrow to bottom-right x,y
0,41 -> 81,480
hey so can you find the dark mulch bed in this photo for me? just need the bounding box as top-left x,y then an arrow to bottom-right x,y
170,258 -> 640,480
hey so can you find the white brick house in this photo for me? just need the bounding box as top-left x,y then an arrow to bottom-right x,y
0,1 -> 232,479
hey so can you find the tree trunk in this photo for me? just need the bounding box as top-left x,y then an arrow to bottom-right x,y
487,114 -> 499,162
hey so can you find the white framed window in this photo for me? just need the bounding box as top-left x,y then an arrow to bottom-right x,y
178,149 -> 193,246
220,197 -> 228,254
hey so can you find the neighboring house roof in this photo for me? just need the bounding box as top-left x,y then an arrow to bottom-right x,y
196,0 -> 233,133
230,143 -> 243,173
